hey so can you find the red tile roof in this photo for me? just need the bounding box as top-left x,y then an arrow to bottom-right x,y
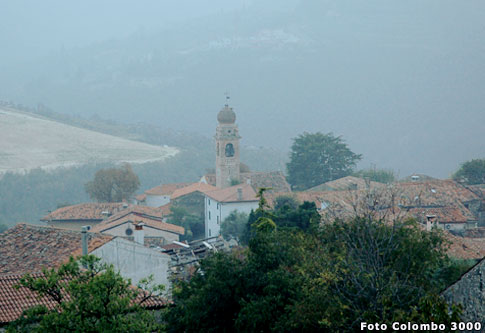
444,233 -> 485,260
135,194 -> 147,202
145,183 -> 192,196
205,183 -> 258,203
204,171 -> 291,193
40,203 -> 126,222
266,180 -> 479,225
91,213 -> 184,235
394,180 -> 480,206
0,224 -> 113,275
171,183 -> 217,200
306,176 -> 385,192
0,273 -> 57,324
102,205 -> 169,223
0,273 -> 167,324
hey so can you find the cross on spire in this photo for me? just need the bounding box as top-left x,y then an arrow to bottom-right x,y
224,91 -> 230,106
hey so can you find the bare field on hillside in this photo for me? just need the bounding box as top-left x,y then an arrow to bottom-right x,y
0,108 -> 178,173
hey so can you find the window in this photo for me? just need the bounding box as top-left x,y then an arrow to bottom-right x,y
225,143 -> 235,157
209,229 -> 211,237
208,199 -> 211,205
209,211 -> 211,220
217,216 -> 219,225
125,228 -> 133,236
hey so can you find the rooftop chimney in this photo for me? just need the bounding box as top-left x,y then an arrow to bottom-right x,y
81,226 -> 91,268
237,188 -> 243,201
134,222 -> 145,245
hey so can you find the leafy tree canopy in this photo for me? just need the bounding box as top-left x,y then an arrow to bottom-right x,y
85,163 -> 140,202
287,132 -> 362,190
8,256 -> 164,333
164,217 -> 466,332
452,158 -> 485,185
167,206 -> 204,241
220,210 -> 249,240
353,167 -> 396,184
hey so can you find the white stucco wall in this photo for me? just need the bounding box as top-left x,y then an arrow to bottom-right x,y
91,238 -> 171,292
101,223 -> 179,243
145,194 -> 170,207
205,196 -> 258,238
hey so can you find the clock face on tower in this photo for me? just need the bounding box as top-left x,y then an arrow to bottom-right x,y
225,143 -> 235,157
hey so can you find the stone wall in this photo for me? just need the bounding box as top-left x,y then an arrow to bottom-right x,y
442,259 -> 485,325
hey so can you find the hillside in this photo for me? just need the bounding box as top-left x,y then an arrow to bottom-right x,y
0,107 -> 178,174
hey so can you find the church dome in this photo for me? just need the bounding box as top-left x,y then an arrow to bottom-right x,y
217,105 -> 236,124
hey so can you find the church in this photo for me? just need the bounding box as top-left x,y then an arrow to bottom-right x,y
136,100 -> 291,239
200,101 -> 291,192
200,100 -> 291,237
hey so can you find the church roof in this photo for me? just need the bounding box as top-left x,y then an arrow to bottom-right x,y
203,171 -> 291,193
205,184 -> 258,203
217,105 -> 236,124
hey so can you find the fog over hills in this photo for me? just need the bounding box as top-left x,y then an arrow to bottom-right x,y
1,0 -> 484,178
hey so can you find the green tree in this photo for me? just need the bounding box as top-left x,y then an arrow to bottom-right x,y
273,194 -> 300,211
8,256 -> 164,333
353,167 -> 396,184
287,132 -> 362,190
286,218 -> 461,331
220,210 -> 249,240
452,158 -> 485,185
164,217 -> 463,332
85,163 -> 140,202
167,206 -> 204,241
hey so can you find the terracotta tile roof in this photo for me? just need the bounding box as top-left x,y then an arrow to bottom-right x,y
40,203 -> 126,222
160,243 -> 185,251
444,233 -> 485,260
205,183 -> 258,203
405,205 -> 475,224
0,273 -> 57,324
135,194 -> 146,202
266,184 -> 478,225
91,213 -> 184,235
306,176 -> 385,192
240,171 -> 291,193
144,183 -> 192,196
204,171 -> 291,193
394,180 -> 480,206
171,183 -> 217,200
469,184 -> 485,198
102,205 -> 169,223
0,273 -> 167,324
0,224 -> 113,275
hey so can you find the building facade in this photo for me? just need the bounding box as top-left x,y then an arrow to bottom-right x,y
204,184 -> 259,238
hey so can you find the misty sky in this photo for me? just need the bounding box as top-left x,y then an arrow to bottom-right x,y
1,0 -> 484,178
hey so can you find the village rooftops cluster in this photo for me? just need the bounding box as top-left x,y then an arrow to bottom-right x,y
265,176 -> 485,233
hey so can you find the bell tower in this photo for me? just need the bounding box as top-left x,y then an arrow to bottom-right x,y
215,98 -> 241,188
